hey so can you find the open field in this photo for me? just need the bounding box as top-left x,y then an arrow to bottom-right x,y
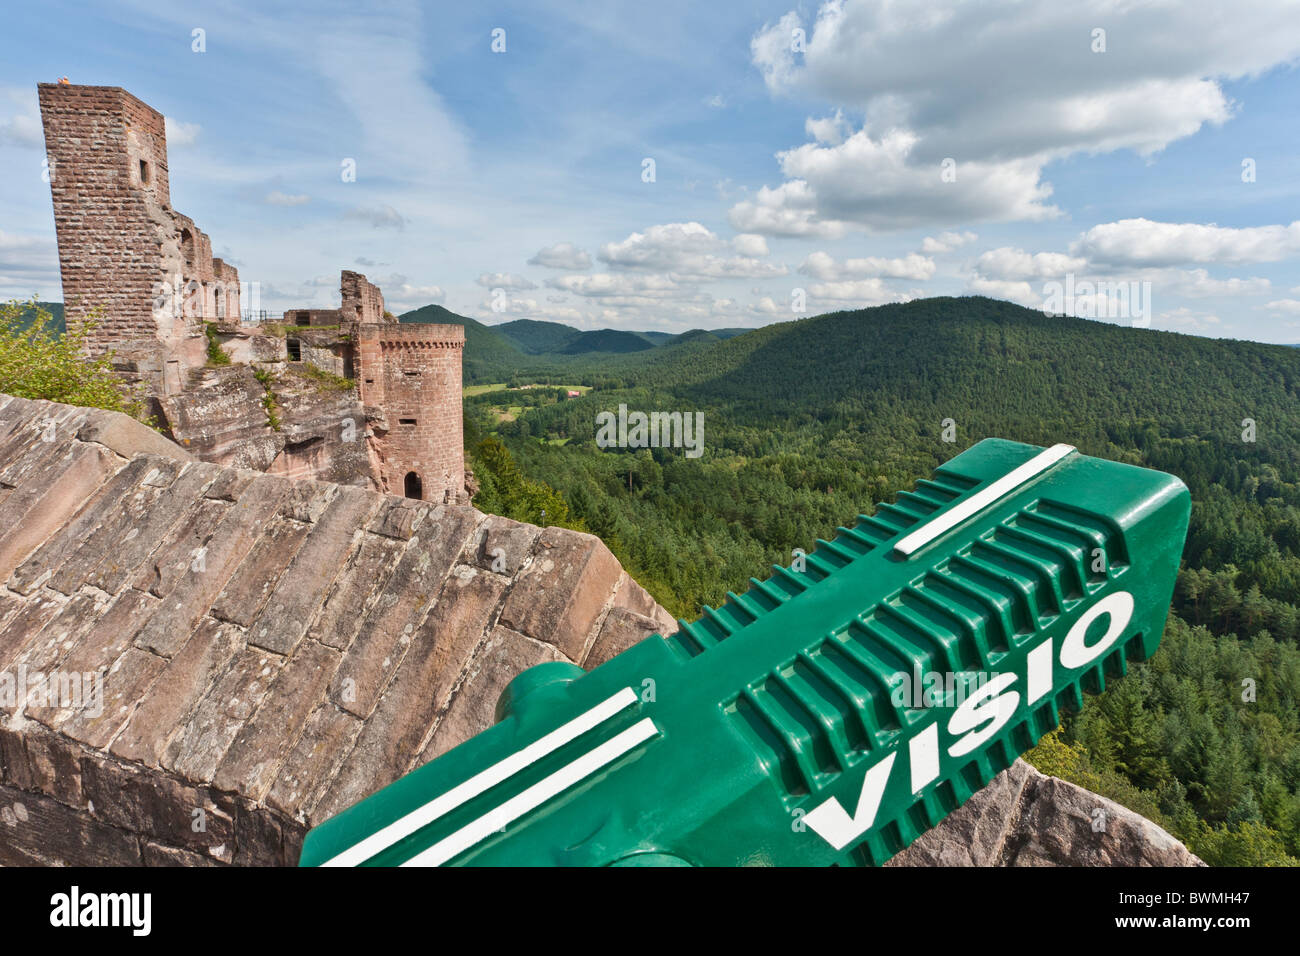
463,383 -> 592,397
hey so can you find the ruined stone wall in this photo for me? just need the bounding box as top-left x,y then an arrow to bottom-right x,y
38,83 -> 239,394
340,270 -> 386,325
211,326 -> 285,366
282,309 -> 342,329
298,342 -> 344,377
40,85 -> 463,500
211,258 -> 241,322
156,365 -> 374,488
38,84 -> 173,355
356,323 -> 465,503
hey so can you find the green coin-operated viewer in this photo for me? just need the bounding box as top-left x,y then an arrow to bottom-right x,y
300,439 -> 1190,867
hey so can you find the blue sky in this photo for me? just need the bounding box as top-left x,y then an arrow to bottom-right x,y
3,0 -> 1300,342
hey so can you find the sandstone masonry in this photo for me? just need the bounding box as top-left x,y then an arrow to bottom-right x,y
38,83 -> 466,503
38,83 -> 240,395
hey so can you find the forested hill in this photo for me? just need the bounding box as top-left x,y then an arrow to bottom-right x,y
484,294 -> 1300,611
638,296 -> 1300,446
469,296 -> 1300,864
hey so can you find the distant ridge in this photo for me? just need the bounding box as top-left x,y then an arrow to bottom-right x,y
560,329 -> 654,354
491,318 -> 580,354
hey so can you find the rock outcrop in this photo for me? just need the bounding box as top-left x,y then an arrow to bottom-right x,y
157,365 -> 377,489
0,394 -> 671,865
891,759 -> 1203,867
0,394 -> 1201,866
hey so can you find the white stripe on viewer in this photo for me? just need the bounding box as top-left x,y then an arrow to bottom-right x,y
402,718 -> 661,867
322,686 -> 640,867
894,443 -> 1075,558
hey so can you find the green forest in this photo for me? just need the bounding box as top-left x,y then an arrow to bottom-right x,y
454,296 -> 1300,866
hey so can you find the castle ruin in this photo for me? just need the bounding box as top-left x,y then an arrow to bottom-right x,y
37,82 -> 466,504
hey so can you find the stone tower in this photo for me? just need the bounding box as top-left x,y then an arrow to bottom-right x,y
281,270 -> 466,503
355,314 -> 466,504
38,83 -> 240,394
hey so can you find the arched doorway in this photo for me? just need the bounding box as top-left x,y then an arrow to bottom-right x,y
404,471 -> 422,500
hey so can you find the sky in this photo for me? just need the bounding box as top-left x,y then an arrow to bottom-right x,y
2,0 -> 1300,342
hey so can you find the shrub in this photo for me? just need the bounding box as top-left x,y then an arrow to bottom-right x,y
0,297 -> 141,415
204,322 -> 232,366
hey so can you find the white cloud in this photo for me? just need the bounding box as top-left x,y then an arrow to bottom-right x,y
732,233 -> 770,257
800,250 -> 935,281
475,272 -> 537,291
750,10 -> 806,92
752,296 -> 787,315
164,117 -> 201,149
385,281 -> 445,311
743,1 -> 1300,233
728,180 -> 849,238
752,1 -> 1294,158
1265,299 -> 1300,316
970,238 -> 1275,309
975,247 -> 1087,281
967,278 -> 1041,308
547,272 -> 682,298
730,128 -> 1059,234
806,110 -> 850,146
344,205 -> 406,229
921,231 -> 977,254
1075,218 -> 1300,266
480,296 -> 586,323
310,7 -> 469,180
0,88 -> 42,148
0,230 -> 60,292
598,222 -> 788,279
1167,268 -> 1270,298
808,278 -> 918,305
1157,307 -> 1223,332
528,242 -> 593,270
